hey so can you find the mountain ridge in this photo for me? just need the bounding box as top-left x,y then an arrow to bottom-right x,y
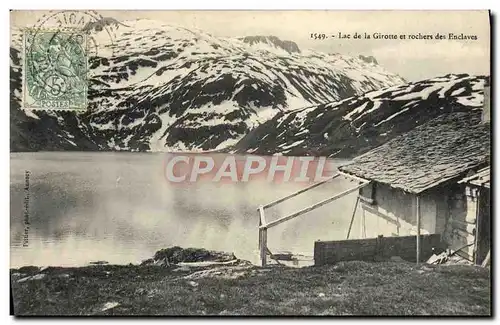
11,19 -> 406,152
231,73 -> 489,158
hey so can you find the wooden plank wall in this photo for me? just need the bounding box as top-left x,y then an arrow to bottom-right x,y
314,234 -> 443,266
445,187 -> 477,261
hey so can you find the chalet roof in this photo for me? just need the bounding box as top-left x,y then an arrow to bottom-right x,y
339,112 -> 490,194
458,167 -> 490,188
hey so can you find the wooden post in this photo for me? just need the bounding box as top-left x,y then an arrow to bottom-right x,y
346,196 -> 360,239
481,249 -> 491,267
360,208 -> 363,238
260,227 -> 267,267
362,208 -> 366,238
258,206 -> 267,267
473,187 -> 481,265
376,235 -> 384,258
258,206 -> 266,225
258,206 -> 266,259
416,195 -> 421,264
360,207 -> 367,239
258,222 -> 262,251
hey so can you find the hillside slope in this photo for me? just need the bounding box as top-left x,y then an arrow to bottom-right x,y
11,260 -> 490,316
233,74 -> 489,158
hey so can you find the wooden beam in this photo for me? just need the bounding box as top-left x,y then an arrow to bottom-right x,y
258,206 -> 266,226
346,196 -> 360,239
260,228 -> 267,267
416,195 -> 421,264
267,247 -> 284,265
260,174 -> 340,210
361,207 -> 366,238
337,170 -> 371,184
258,218 -> 262,251
481,250 -> 491,267
473,190 -> 481,264
262,182 -> 368,230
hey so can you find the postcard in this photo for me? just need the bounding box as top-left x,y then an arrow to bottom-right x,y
10,10 -> 491,316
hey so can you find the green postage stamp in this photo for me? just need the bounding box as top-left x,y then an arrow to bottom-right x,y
23,29 -> 88,111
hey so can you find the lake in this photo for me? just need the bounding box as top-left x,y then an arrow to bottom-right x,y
10,152 -> 368,267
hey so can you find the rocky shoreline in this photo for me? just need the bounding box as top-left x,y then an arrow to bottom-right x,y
11,246 -> 255,282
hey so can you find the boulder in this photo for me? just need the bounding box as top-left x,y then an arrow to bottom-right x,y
17,273 -> 47,283
148,246 -> 237,266
17,266 -> 39,274
140,258 -> 154,266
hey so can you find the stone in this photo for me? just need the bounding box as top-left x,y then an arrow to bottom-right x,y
31,274 -> 47,280
18,266 -> 39,274
172,266 -> 191,272
17,273 -> 46,283
187,281 -> 199,287
140,258 -> 154,266
101,302 -> 120,312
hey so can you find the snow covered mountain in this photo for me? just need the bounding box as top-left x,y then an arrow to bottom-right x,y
10,19 -> 405,152
240,36 -> 301,54
233,74 -> 489,158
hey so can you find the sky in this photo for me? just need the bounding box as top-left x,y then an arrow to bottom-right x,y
11,10 -> 491,81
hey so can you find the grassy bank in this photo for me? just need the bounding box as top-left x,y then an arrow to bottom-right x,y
11,260 -> 490,316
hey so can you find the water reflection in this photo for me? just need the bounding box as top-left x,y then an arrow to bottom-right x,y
10,152 -> 362,267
